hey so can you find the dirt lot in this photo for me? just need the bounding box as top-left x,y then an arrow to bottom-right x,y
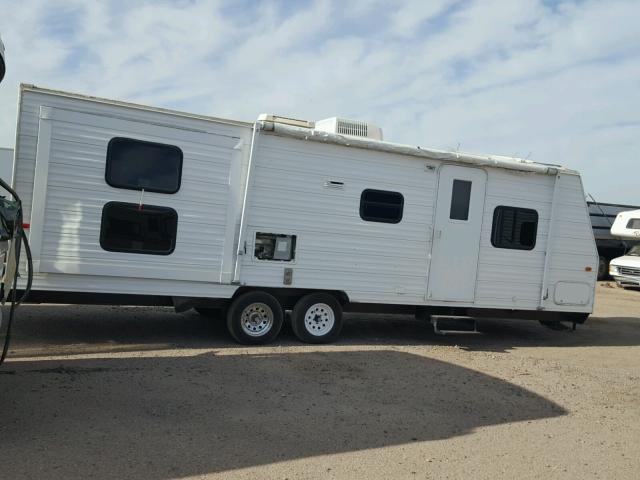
1,282 -> 639,480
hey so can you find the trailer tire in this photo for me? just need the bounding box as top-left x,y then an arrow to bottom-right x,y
226,291 -> 284,345
291,293 -> 343,344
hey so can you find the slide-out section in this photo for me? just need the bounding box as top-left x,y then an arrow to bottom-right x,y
239,134 -> 437,305
29,107 -> 238,282
14,86 -> 251,297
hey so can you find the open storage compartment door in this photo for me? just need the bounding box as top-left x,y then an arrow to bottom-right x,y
29,106 -> 240,283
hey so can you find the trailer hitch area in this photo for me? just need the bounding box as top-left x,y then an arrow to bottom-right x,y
0,196 -> 19,243
430,316 -> 480,336
0,196 -> 21,299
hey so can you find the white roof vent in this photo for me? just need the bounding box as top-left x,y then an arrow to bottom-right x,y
315,117 -> 383,141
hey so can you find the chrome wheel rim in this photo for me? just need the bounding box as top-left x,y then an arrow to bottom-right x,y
240,302 -> 274,337
304,303 -> 335,336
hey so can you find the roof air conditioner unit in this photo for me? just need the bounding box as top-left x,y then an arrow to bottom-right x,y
315,117 -> 383,141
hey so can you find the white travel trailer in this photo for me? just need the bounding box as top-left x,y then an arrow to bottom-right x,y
609,210 -> 640,287
9,84 -> 598,344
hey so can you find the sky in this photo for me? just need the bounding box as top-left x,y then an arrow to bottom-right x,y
0,0 -> 638,204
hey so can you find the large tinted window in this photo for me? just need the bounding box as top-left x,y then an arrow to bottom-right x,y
360,189 -> 404,224
450,179 -> 472,220
491,206 -> 538,250
100,202 -> 178,255
106,137 -> 183,194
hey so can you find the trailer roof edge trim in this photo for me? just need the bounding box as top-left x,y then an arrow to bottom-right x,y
20,84 -> 253,129
259,121 -> 577,176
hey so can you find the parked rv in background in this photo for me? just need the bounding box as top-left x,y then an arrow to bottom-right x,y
611,209 -> 640,238
609,209 -> 640,288
588,201 -> 640,279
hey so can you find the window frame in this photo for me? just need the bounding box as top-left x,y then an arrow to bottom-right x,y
99,201 -> 178,256
490,205 -> 538,251
105,137 -> 184,194
359,189 -> 404,224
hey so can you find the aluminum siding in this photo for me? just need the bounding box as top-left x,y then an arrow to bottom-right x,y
239,134 -> 435,305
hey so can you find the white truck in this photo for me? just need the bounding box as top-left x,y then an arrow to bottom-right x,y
609,210 -> 640,288
7,84 -> 598,344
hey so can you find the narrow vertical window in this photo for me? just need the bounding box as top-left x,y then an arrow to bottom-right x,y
450,179 -> 472,220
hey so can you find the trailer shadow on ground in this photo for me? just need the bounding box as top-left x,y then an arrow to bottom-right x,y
0,349 -> 565,480
6,302 -> 640,358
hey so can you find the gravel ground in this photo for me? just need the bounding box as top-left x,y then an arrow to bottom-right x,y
0,282 -> 639,480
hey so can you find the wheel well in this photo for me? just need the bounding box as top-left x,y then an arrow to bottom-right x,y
232,287 -> 349,309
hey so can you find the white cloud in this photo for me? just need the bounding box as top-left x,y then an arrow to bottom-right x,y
0,0 -> 638,203
388,0 -> 456,38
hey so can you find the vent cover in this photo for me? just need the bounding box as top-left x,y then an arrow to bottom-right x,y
315,117 -> 383,141
337,119 -> 368,137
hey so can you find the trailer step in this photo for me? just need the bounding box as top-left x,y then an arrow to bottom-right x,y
431,316 -> 479,335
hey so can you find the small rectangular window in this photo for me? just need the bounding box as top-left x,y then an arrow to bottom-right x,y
100,202 -> 178,255
360,189 -> 404,224
627,218 -> 640,229
450,179 -> 472,220
491,206 -> 538,250
106,137 -> 183,194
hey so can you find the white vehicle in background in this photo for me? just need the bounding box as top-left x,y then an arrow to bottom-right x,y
610,209 -> 640,238
609,210 -> 640,288
587,201 -> 640,279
